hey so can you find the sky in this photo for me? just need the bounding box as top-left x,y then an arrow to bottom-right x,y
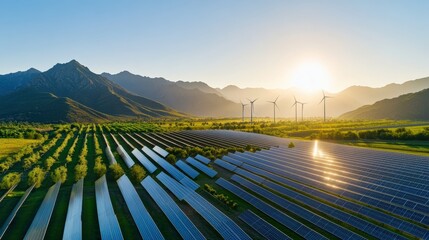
1,0 -> 428,92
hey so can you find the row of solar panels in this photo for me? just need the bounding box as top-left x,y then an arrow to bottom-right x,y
270,146 -> 429,196
228,150 -> 429,225
240,149 -> 429,208
24,182 -> 61,240
0,185 -> 34,239
63,179 -> 83,240
216,152 -> 429,239
156,172 -> 251,240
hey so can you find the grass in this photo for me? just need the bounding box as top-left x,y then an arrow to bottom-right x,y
0,138 -> 42,158
337,140 -> 429,156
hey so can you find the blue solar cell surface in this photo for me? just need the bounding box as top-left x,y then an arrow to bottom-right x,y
186,157 -> 217,178
176,160 -> 200,179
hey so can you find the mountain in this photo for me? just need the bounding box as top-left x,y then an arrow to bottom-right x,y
0,68 -> 41,95
340,88 -> 429,120
102,71 -> 239,117
214,77 -> 429,118
0,89 -> 111,123
0,60 -> 183,122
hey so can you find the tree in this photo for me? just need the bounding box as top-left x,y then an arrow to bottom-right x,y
130,165 -> 146,183
0,172 -> 21,189
288,142 -> 295,148
28,167 -> 45,188
165,154 -> 177,164
94,156 -> 107,178
45,156 -> 56,170
109,163 -> 124,180
51,166 -> 67,183
74,163 -> 88,181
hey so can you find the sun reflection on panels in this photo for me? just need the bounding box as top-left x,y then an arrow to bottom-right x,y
312,140 -> 345,187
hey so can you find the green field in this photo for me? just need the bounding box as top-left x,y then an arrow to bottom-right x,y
0,139 -> 42,158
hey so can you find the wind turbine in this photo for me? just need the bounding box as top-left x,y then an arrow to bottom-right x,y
240,101 -> 247,122
319,90 -> 332,122
248,98 -> 258,124
300,102 -> 307,121
267,96 -> 280,123
291,96 -> 300,123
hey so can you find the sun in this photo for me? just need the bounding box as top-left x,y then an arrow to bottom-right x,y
290,61 -> 332,91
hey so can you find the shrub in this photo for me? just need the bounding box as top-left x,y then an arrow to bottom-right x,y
109,163 -> 124,180
130,165 -> 146,183
0,172 -> 21,189
94,156 -> 107,178
74,163 -> 88,181
28,167 -> 45,188
51,166 -> 67,183
288,142 -> 295,148
165,154 -> 177,164
45,156 -> 56,170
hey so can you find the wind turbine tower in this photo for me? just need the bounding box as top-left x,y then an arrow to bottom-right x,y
291,96 -> 300,123
267,96 -> 280,123
319,90 -> 332,122
300,102 -> 307,121
248,98 -> 258,124
240,101 -> 247,122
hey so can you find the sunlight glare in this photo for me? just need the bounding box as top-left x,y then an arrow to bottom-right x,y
291,61 -> 332,91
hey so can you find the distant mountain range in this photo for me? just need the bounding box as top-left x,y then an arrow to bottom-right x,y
1,59 -> 428,122
340,88 -> 429,120
0,60 -> 183,122
105,71 -> 429,119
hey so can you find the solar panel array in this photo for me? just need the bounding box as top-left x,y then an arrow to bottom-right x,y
239,210 -> 291,240
117,175 -> 164,240
142,146 -> 199,190
0,185 -> 34,239
175,160 -> 200,179
186,157 -> 217,178
153,145 -> 169,157
215,178 -> 327,239
195,154 -> 211,164
63,179 -> 84,240
225,152 -> 429,239
141,176 -> 206,240
131,148 -> 157,173
157,172 -> 251,240
24,182 -> 61,240
116,145 -> 135,168
95,175 -> 123,240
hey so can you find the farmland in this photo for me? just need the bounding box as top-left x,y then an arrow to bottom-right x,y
0,122 -> 428,239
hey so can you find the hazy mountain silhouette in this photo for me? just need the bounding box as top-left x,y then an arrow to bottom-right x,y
340,88 -> 429,120
102,71 -> 239,117
0,68 -> 41,95
0,60 -> 183,122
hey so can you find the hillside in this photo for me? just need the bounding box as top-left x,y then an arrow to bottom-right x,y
0,89 -> 111,123
102,71 -> 239,117
340,88 -> 429,120
0,60 -> 184,122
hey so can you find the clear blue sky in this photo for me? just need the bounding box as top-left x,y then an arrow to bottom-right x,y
1,0 -> 428,92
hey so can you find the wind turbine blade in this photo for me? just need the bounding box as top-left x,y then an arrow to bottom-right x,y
319,97 -> 324,104
275,95 -> 279,102
275,103 -> 280,110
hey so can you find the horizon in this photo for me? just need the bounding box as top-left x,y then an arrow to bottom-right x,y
1,1 -> 429,92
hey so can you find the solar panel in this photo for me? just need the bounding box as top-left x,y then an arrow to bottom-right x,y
24,182 -> 61,240
141,176 -> 206,240
131,148 -> 157,173
214,159 -> 237,172
153,145 -> 169,158
215,178 -> 326,240
63,179 -> 84,240
194,154 -> 211,164
158,173 -> 251,240
105,146 -> 117,165
222,155 -> 244,166
176,160 -> 200,179
239,210 -> 291,240
116,145 -> 135,168
186,157 -> 217,178
0,185 -> 34,239
95,175 -> 123,240
117,175 -> 164,240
